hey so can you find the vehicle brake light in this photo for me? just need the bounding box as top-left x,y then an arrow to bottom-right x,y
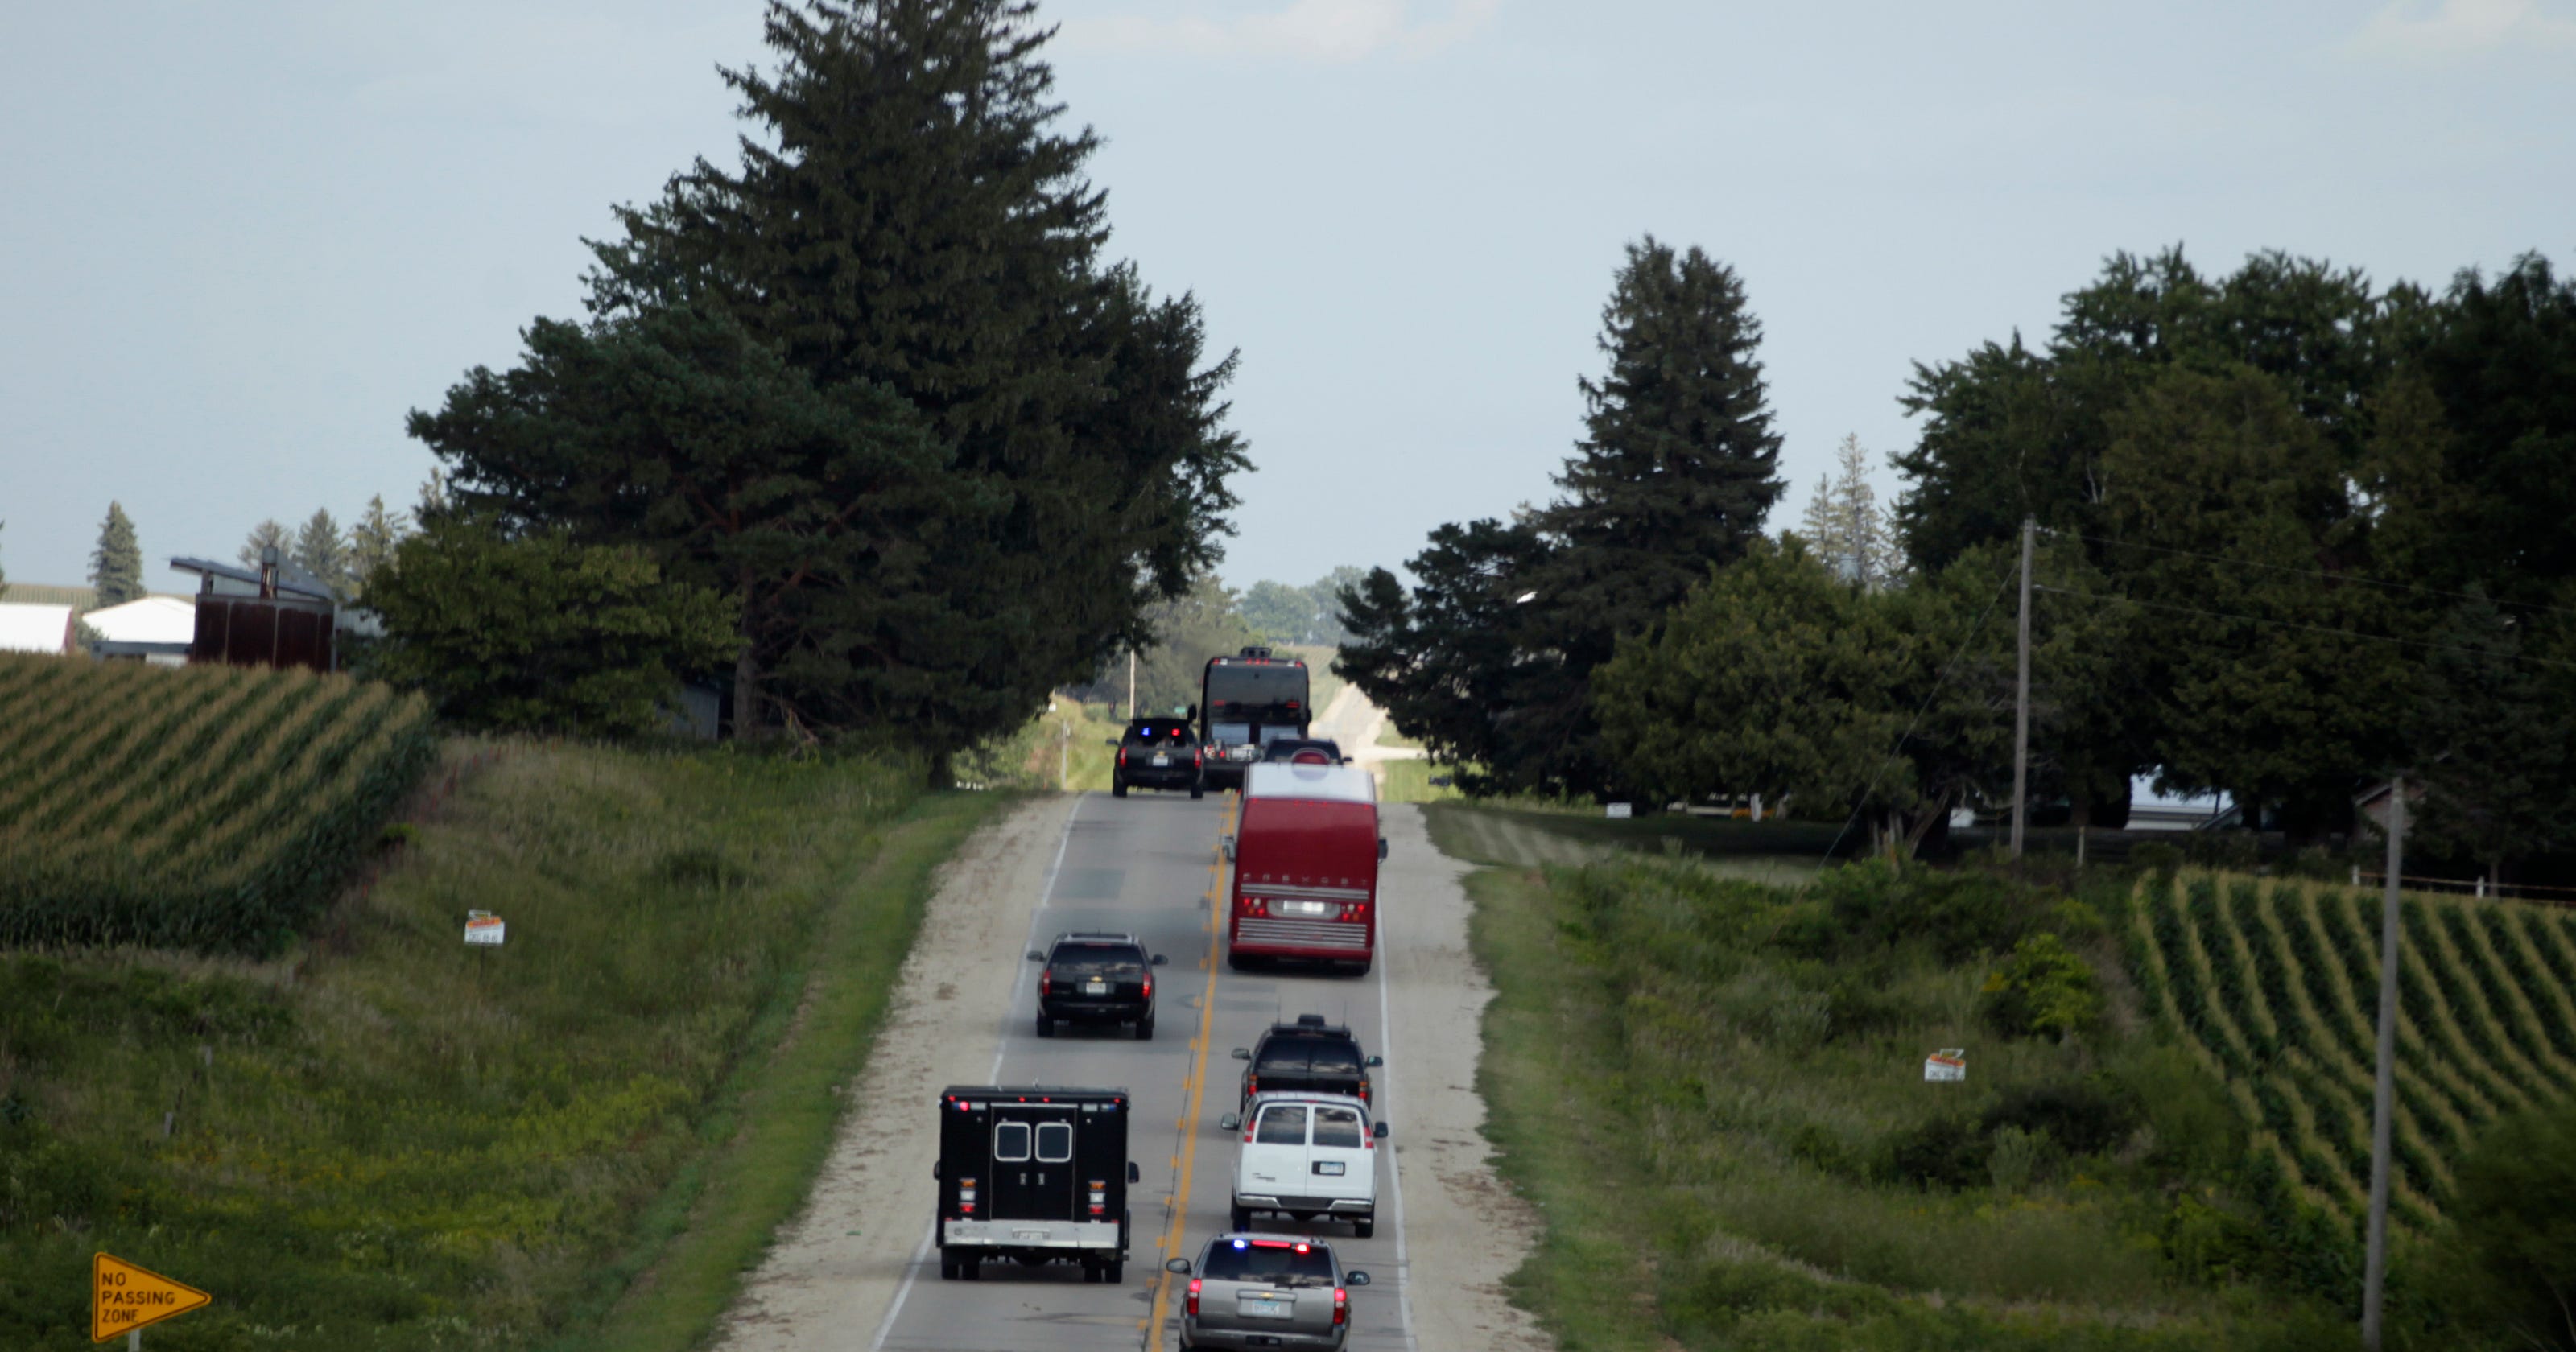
1187,1278 -> 1202,1316
1334,1287 -> 1348,1325
1039,971 -> 1051,996
1088,1180 -> 1107,1216
1141,975 -> 1153,999
1117,748 -> 1127,765
959,1177 -> 977,1214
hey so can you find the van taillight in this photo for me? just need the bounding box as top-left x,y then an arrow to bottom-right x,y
1187,1278 -> 1202,1316
958,1177 -> 977,1214
1088,1180 -> 1107,1216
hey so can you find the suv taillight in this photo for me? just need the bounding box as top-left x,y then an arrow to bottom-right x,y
1039,970 -> 1051,996
1117,747 -> 1127,765
1141,975 -> 1152,999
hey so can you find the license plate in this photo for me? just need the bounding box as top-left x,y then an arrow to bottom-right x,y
1152,754 -> 1169,766
1313,1160 -> 1345,1176
1281,900 -> 1331,917
1238,1293 -> 1294,1320
1084,979 -> 1108,995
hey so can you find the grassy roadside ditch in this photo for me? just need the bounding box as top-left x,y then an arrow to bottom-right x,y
1430,805 -> 2378,1352
0,738 -> 1009,1351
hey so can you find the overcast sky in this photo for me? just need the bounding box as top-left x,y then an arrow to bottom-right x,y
2,0 -> 2570,595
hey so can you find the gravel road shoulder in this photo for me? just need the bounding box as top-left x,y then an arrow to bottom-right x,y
1381,802 -> 1555,1351
708,793 -> 1074,1352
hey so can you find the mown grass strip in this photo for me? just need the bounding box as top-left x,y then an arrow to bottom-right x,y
543,788 -> 1013,1352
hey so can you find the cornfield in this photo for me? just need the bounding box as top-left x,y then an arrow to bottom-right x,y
0,652 -> 436,953
2128,868 -> 2576,1229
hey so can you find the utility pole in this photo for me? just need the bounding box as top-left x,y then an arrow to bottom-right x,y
2362,775 -> 2404,1351
1126,650 -> 1137,722
2011,517 -> 2034,859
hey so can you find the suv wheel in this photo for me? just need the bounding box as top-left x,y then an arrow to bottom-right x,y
1111,778 -> 1128,798
1136,1016 -> 1154,1041
1189,781 -> 1204,799
1035,1013 -> 1055,1038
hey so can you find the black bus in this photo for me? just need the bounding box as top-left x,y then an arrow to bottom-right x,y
1198,646 -> 1311,790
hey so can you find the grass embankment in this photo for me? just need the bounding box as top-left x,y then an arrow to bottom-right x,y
0,653 -> 436,951
0,739 -> 1007,1351
1435,806 -> 2366,1351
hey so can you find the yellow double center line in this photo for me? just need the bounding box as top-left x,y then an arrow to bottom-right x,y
1144,793 -> 1236,1343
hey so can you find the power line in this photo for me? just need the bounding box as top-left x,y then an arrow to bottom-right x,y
1819,557 -> 2018,866
2033,583 -> 2576,672
2042,526 -> 2576,623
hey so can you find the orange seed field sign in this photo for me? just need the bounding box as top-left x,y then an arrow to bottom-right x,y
92,1252 -> 211,1342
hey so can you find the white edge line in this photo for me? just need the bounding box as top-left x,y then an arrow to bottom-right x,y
869,793 -> 1084,1352
1375,914 -> 1422,1352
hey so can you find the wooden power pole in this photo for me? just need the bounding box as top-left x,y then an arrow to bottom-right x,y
2011,517 -> 2034,859
2363,775 -> 2405,1350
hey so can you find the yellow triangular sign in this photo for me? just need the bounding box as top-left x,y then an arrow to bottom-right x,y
93,1252 -> 212,1342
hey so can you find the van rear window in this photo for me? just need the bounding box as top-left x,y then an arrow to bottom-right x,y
1312,1106 -> 1363,1148
1200,1240 -> 1335,1286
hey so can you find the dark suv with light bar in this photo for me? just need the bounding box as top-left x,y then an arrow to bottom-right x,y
1110,719 -> 1204,798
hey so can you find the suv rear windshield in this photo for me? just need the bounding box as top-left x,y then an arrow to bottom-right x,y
1200,1239 -> 1335,1286
1123,723 -> 1195,746
1050,942 -> 1146,976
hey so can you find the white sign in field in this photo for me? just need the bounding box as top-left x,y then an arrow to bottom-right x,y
1923,1049 -> 1967,1082
1605,802 -> 1632,819
464,910 -> 506,946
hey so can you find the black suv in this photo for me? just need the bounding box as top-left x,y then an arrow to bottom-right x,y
1030,932 -> 1167,1039
1230,1014 -> 1381,1111
1259,736 -> 1347,765
1111,719 -> 1203,799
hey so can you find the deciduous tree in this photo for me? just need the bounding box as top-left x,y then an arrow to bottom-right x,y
368,517 -> 740,737
237,519 -> 290,572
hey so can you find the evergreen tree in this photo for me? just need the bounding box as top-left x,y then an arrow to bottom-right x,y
1796,434 -> 1905,591
348,495 -> 409,594
1334,518 -> 1555,794
293,509 -> 352,597
1506,237 -> 1784,794
460,0 -> 1245,756
413,301 -> 997,738
238,519 -> 291,572
89,502 -> 145,606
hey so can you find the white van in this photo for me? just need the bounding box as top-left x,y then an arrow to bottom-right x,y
1216,1091 -> 1386,1238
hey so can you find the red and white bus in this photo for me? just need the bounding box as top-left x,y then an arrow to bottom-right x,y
1225,762 -> 1385,975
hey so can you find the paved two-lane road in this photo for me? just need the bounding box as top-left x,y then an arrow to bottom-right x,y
867,789 -> 1418,1352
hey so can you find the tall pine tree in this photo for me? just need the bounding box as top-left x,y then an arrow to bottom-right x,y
1518,237 -> 1785,794
348,495 -> 409,594
294,509 -> 352,598
238,520 -> 291,572
89,502 -> 144,606
439,0 -> 1245,755
1797,434 -> 1905,591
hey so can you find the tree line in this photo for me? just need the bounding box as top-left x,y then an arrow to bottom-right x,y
1340,243 -> 2576,880
364,0 -> 1247,760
